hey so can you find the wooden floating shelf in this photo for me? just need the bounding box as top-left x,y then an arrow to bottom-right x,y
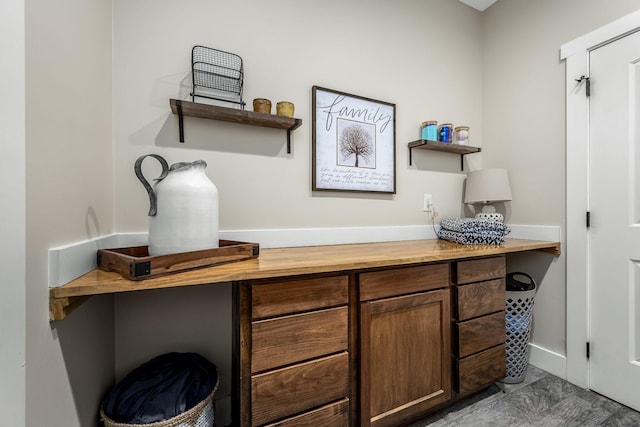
169,98 -> 302,152
408,139 -> 481,170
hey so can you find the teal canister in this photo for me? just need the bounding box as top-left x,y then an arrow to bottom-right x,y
421,121 -> 438,141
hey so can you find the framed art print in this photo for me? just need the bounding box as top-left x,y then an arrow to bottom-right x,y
312,86 -> 396,193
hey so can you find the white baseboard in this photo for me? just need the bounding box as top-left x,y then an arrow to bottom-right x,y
48,224 -> 561,288
508,225 -> 562,242
48,233 -> 147,287
528,342 -> 567,380
220,225 -> 437,249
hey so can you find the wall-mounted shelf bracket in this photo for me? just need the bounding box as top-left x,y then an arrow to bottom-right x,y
170,99 -> 302,153
408,139 -> 481,171
49,293 -> 92,321
176,100 -> 185,142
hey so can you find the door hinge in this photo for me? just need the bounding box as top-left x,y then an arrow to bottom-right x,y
586,342 -> 590,360
576,75 -> 591,97
586,211 -> 591,228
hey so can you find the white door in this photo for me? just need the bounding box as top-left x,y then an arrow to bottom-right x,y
589,29 -> 640,411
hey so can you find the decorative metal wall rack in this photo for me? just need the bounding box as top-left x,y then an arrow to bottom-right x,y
191,45 -> 246,109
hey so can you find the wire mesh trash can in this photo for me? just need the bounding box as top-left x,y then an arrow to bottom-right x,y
504,272 -> 537,384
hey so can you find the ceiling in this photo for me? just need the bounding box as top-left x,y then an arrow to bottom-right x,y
458,0 -> 498,12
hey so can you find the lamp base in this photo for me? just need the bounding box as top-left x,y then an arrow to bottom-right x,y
475,212 -> 504,222
475,204 -> 504,222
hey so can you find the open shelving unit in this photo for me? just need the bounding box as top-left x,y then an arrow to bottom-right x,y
169,98 -> 303,153
408,139 -> 481,170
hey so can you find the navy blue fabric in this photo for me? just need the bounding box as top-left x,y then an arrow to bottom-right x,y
101,352 -> 217,424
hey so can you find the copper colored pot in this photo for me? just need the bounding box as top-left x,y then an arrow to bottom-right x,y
253,98 -> 271,114
276,101 -> 294,118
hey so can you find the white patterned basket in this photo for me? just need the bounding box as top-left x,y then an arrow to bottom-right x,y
504,286 -> 536,384
100,380 -> 217,427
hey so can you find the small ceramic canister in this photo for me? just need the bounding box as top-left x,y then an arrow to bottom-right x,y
276,101 -> 294,118
253,98 -> 272,114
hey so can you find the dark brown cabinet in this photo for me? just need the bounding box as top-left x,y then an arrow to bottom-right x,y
237,275 -> 350,426
359,264 -> 451,427
238,259 -> 510,426
453,256 -> 507,396
221,242 -> 559,426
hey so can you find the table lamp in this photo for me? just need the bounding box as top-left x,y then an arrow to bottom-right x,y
464,168 -> 512,222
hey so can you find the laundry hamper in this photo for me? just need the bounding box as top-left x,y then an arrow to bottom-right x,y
503,272 -> 537,384
100,352 -> 218,427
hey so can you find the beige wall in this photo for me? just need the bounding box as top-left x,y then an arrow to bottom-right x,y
112,0 -> 483,233
482,0 -> 640,360
24,0 -> 115,426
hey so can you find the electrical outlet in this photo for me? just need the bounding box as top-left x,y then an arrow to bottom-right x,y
423,193 -> 433,212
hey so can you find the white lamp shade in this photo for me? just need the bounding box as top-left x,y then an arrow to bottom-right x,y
464,168 -> 512,204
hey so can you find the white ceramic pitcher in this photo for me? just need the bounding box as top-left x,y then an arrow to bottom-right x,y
135,154 -> 219,256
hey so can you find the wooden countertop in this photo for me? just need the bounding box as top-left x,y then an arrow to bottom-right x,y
49,238 -> 560,320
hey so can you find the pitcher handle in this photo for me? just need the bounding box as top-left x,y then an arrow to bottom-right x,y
134,154 -> 169,216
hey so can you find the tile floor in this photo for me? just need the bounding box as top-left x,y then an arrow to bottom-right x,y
408,365 -> 640,426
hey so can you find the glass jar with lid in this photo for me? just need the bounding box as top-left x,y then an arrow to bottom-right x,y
421,121 -> 438,141
454,126 -> 470,145
438,123 -> 453,143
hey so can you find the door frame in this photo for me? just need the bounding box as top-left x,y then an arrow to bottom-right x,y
0,0 -> 26,424
561,9 -> 640,389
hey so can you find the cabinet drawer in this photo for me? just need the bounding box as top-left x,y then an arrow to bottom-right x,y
456,278 -> 505,321
252,275 -> 348,319
456,344 -> 506,395
252,352 -> 349,426
456,311 -> 505,358
456,256 -> 505,285
262,398 -> 349,427
251,307 -> 348,373
359,263 -> 449,301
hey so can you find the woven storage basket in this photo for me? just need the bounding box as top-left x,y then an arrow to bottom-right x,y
101,380 -> 218,427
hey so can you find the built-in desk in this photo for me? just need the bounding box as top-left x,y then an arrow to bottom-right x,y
49,238 -> 560,426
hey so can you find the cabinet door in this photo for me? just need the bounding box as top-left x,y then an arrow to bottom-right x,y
360,289 -> 451,427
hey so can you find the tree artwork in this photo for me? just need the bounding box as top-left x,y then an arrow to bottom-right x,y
339,124 -> 373,167
312,86 -> 395,193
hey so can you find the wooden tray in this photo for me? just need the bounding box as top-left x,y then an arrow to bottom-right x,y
97,239 -> 259,280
